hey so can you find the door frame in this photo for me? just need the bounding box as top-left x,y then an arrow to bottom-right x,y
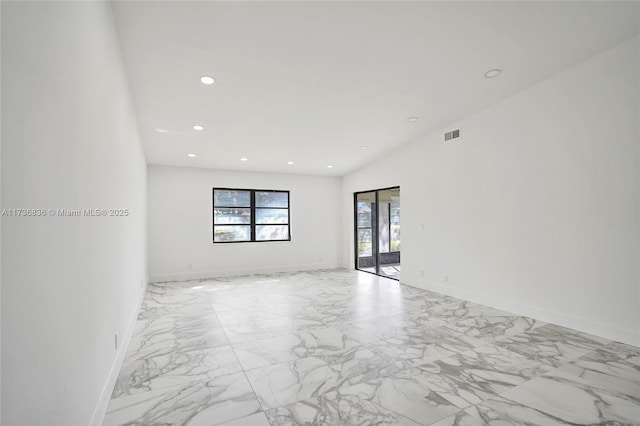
354,186 -> 400,280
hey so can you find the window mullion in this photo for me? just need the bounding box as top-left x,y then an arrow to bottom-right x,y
250,191 -> 256,241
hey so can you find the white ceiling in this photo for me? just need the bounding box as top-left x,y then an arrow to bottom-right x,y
111,1 -> 639,177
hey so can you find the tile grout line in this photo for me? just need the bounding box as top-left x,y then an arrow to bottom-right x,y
205,286 -> 273,426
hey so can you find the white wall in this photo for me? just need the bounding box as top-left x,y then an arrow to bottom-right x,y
148,165 -> 342,281
0,3 -> 3,421
1,2 -> 147,425
343,36 -> 640,346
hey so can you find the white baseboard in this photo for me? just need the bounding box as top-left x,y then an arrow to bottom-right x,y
149,262 -> 340,283
89,279 -> 149,426
403,279 -> 640,347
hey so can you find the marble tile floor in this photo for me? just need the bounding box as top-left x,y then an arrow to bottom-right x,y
359,264 -> 401,281
103,269 -> 640,426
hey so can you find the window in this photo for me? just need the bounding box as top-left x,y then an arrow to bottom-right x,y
213,188 -> 290,243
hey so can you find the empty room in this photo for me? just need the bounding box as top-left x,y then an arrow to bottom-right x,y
1,1 -> 639,425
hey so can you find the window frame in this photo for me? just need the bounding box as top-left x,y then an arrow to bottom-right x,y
212,187 -> 291,243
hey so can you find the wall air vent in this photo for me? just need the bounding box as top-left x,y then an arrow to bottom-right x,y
444,129 -> 461,141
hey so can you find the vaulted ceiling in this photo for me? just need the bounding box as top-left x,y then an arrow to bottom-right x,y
112,1 -> 639,176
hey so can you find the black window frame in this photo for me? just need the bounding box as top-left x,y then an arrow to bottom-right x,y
212,187 -> 291,243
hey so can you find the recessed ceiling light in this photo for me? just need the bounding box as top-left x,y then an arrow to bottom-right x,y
327,165 -> 334,169
484,68 -> 502,78
407,117 -> 419,123
200,75 -> 215,85
155,128 -> 169,133
359,145 -> 368,150
187,153 -> 196,158
240,157 -> 248,161
287,161 -> 294,165
193,125 -> 204,131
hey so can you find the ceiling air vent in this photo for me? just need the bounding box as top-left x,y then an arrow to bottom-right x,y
444,129 -> 461,142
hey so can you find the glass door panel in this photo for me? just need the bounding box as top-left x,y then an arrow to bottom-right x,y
356,191 -> 376,272
377,188 -> 400,279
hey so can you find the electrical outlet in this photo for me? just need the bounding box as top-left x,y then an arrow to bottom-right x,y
443,274 -> 449,282
420,270 -> 425,278
188,263 -> 192,271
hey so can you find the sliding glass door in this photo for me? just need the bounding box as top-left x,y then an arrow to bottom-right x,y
356,190 -> 377,272
355,187 -> 400,280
